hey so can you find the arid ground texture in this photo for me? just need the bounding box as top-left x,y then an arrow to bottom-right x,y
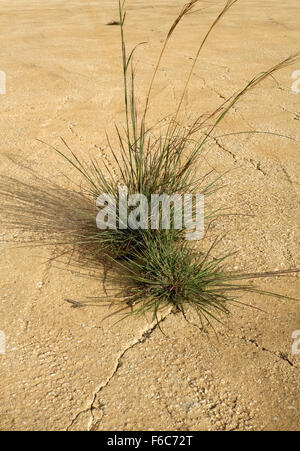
0,0 -> 299,430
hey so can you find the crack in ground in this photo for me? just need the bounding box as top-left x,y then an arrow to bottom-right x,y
212,136 -> 238,161
280,165 -> 300,188
248,159 -> 266,175
212,136 -> 269,176
65,313 -> 171,431
219,330 -> 295,367
65,314 -> 297,430
239,335 -> 294,367
279,105 -> 300,122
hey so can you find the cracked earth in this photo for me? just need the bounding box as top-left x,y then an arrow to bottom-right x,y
0,0 -> 299,431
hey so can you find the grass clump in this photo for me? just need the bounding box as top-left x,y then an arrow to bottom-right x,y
1,0 -> 299,331
107,233 -> 299,331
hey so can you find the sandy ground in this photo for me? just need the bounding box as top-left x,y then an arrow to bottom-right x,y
0,0 -> 299,431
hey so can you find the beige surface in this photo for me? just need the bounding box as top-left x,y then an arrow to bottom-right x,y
0,0 -> 299,431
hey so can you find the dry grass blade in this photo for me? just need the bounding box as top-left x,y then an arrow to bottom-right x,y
142,0 -> 200,128
173,0 -> 239,125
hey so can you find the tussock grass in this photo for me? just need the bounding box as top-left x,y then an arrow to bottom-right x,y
116,236 -> 299,332
1,0 -> 299,330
